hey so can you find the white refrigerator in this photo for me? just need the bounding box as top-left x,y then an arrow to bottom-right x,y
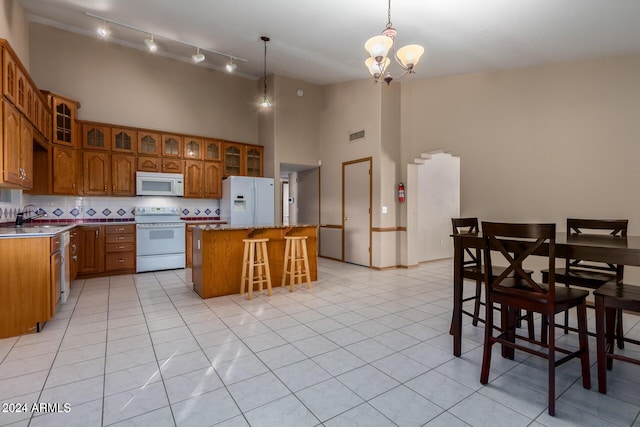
221,176 -> 275,226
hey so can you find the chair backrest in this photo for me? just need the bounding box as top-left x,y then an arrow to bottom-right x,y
482,222 -> 556,303
566,218 -> 628,279
452,218 -> 481,268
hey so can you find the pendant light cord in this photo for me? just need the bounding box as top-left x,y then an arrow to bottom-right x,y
261,36 -> 270,98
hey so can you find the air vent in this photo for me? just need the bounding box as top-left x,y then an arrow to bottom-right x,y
348,129 -> 366,142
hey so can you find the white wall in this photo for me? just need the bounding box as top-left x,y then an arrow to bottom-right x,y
416,152 -> 460,261
29,23 -> 259,143
0,0 -> 29,69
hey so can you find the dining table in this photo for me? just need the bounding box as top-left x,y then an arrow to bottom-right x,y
451,230 -> 640,357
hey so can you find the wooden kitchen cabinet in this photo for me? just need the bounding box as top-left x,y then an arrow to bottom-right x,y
111,127 -> 137,153
2,100 -> 33,189
184,160 -> 203,198
223,141 -> 244,176
204,161 -> 222,198
49,93 -> 79,147
184,136 -> 203,159
0,237 -> 51,338
69,228 -> 79,281
204,139 -> 221,161
137,131 -> 160,156
52,146 -> 79,194
105,224 -> 136,273
162,134 -> 182,157
50,234 -> 62,317
137,155 -> 161,172
111,154 -> 135,196
244,145 -> 263,177
82,123 -> 111,150
184,160 -> 222,199
77,226 -> 105,275
2,46 -> 17,103
162,157 -> 183,173
82,151 -> 110,195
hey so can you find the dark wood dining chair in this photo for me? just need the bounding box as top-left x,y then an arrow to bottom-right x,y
541,219 -> 627,347
594,281 -> 640,394
480,222 -> 590,416
450,218 -> 534,337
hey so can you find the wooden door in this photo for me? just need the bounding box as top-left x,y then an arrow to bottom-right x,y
78,226 -> 105,274
184,137 -> 203,159
137,131 -> 160,156
111,128 -> 137,153
52,146 -> 78,194
343,159 -> 371,267
137,156 -> 161,172
162,134 -> 182,157
50,249 -> 62,316
2,100 -> 21,186
2,48 -> 16,103
111,154 -> 135,196
83,151 -> 110,195
204,139 -> 221,161
82,123 -> 110,150
162,158 -> 183,174
184,160 -> 203,198
204,161 -> 222,199
244,145 -> 263,177
19,117 -> 33,189
52,97 -> 78,147
223,142 -> 243,176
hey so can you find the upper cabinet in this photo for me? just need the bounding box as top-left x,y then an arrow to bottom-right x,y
162,134 -> 182,158
244,145 -> 263,177
111,128 -> 137,154
82,123 -> 111,151
2,47 -> 16,103
184,137 -> 203,160
51,146 -> 79,195
204,139 -> 221,161
2,100 -> 33,189
223,141 -> 244,177
47,94 -> 80,148
137,131 -> 160,156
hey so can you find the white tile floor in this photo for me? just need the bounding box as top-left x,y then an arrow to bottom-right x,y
1,258 -> 640,426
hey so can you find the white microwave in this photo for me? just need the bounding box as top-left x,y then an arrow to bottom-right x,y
136,172 -> 184,196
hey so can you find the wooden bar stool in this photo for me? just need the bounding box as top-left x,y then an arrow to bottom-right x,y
282,236 -> 312,292
240,238 -> 272,300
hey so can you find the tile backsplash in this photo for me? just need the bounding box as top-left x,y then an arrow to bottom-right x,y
0,194 -> 220,224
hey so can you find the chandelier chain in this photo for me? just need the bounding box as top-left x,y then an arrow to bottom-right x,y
386,0 -> 393,29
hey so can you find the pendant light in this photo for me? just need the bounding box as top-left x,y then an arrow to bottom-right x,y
144,34 -> 158,52
259,36 -> 272,108
365,0 -> 424,85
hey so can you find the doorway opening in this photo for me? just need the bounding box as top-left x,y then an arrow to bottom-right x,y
279,163 -> 320,227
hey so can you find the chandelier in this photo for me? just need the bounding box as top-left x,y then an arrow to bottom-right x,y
364,0 -> 424,85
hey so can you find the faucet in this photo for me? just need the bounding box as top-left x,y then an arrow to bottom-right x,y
15,204 -> 47,227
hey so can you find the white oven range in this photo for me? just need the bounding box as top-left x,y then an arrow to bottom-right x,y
135,207 -> 186,273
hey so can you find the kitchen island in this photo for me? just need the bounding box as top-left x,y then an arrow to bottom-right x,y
192,225 -> 318,298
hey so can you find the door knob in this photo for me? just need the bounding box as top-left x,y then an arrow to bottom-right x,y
344,217 -> 348,221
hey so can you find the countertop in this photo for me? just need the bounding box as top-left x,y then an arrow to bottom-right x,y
192,224 -> 318,232
0,223 -> 79,238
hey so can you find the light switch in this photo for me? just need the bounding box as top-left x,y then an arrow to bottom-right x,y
382,206 -> 388,213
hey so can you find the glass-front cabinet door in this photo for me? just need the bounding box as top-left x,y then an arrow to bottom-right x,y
244,145 -> 263,177
204,139 -> 221,161
137,131 -> 160,156
223,142 -> 243,176
82,123 -> 111,151
184,137 -> 203,159
162,134 -> 182,158
111,128 -> 137,153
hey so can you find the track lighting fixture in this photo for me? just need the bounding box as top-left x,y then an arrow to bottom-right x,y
192,47 -> 205,63
85,13 -> 247,71
259,36 -> 272,108
225,58 -> 237,73
97,21 -> 109,38
144,35 -> 157,52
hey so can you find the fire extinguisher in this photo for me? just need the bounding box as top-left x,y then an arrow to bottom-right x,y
398,182 -> 405,203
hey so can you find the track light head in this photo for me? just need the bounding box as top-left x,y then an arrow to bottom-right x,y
144,35 -> 157,52
225,61 -> 237,72
192,47 -> 205,63
97,24 -> 109,38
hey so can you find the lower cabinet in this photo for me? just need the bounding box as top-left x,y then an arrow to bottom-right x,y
0,237 -> 51,338
77,225 -> 105,275
105,224 -> 136,273
50,234 -> 62,317
77,224 -> 136,278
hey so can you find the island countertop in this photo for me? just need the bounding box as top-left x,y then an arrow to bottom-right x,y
192,225 -> 318,298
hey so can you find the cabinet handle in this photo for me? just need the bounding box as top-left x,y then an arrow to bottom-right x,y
95,229 -> 98,237
112,184 -> 115,191
117,259 -> 124,263
117,236 -> 125,240
72,256 -> 77,261
117,245 -> 125,249
72,183 -> 75,189
104,185 -> 107,191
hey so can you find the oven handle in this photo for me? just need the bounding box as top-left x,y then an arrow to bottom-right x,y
136,223 -> 185,229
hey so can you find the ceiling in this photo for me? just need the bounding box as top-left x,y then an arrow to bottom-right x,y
17,0 -> 640,85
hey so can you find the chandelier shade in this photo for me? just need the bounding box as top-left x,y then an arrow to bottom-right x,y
364,0 -> 423,85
